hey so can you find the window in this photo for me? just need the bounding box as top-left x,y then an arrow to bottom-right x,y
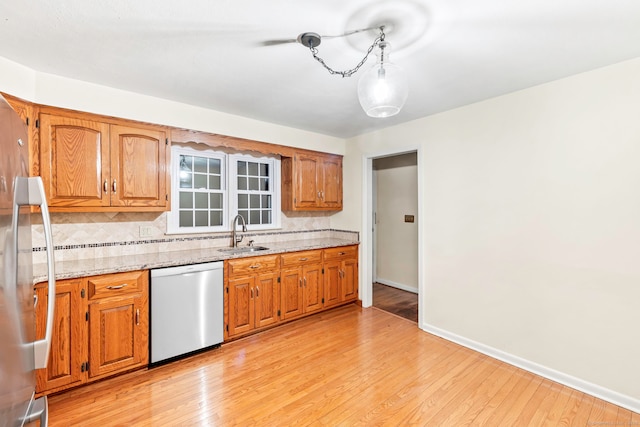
168,146 -> 280,234
229,154 -> 280,230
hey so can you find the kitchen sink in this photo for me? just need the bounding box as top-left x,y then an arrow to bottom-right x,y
218,246 -> 270,254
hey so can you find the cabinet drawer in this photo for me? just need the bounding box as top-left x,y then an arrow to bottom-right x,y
227,255 -> 280,277
323,245 -> 358,261
88,270 -> 146,300
280,250 -> 322,268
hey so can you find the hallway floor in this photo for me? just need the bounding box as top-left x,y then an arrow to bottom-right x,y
372,282 -> 418,322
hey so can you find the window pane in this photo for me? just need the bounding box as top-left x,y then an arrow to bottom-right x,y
237,161 -> 247,175
248,162 -> 259,176
194,156 -> 207,173
250,194 -> 260,208
209,175 -> 221,190
238,194 -> 248,209
260,163 -> 269,176
179,211 -> 193,227
195,193 -> 208,209
260,178 -> 269,191
209,158 -> 221,174
249,177 -> 259,191
210,193 -> 222,209
194,174 -> 207,189
262,210 -> 271,224
238,211 -> 248,223
179,173 -> 192,189
262,195 -> 271,208
179,192 -> 193,209
194,211 -> 208,227
179,155 -> 192,172
237,177 -> 247,190
210,211 -> 222,226
249,210 -> 260,224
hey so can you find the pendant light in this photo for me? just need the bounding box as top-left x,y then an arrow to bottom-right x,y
298,26 -> 408,118
357,40 -> 408,118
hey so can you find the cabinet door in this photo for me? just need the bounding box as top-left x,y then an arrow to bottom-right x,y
280,268 -> 303,320
319,156 -> 342,209
303,264 -> 323,314
254,272 -> 280,328
39,114 -> 110,207
294,154 -> 320,208
88,294 -> 145,378
228,276 -> 254,337
323,261 -> 342,308
110,124 -> 168,208
35,279 -> 87,393
342,258 -> 359,302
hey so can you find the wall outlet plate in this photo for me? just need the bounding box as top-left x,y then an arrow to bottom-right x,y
404,215 -> 415,223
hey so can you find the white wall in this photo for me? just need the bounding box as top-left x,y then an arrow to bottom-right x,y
338,57 -> 640,406
374,153 -> 418,292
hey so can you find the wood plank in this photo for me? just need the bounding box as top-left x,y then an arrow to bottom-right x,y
46,305 -> 639,426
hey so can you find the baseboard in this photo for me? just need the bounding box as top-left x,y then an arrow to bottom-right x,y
375,278 -> 418,294
421,322 -> 640,414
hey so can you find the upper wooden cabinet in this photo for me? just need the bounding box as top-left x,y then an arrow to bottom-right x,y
281,152 -> 343,211
39,110 -> 170,212
2,93 -> 40,177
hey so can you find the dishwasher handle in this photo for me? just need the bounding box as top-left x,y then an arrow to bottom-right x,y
151,261 -> 224,278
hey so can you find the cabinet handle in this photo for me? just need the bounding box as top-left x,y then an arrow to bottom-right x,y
106,283 -> 128,290
256,286 -> 260,297
135,309 -> 140,326
249,264 -> 261,269
317,191 -> 321,199
340,270 -> 345,279
303,277 -> 307,287
338,252 -> 346,256
103,180 -> 108,193
112,179 -> 117,193
298,257 -> 308,261
251,288 -> 254,298
321,191 -> 324,199
299,278 -> 303,287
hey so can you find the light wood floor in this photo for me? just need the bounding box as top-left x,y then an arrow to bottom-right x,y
47,304 -> 638,426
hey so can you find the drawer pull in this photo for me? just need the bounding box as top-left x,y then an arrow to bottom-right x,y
298,257 -> 308,261
103,180 -> 108,193
106,284 -> 128,290
249,264 -> 262,269
338,252 -> 346,256
135,309 -> 140,326
112,179 -> 117,193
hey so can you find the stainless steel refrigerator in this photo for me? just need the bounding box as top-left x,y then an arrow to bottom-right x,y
0,95 -> 56,427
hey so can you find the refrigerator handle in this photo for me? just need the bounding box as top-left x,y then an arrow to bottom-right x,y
15,177 -> 56,369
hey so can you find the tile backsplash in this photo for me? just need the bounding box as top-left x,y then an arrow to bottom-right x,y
31,211 -> 357,264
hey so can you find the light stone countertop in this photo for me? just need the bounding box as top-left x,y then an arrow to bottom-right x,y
33,237 -> 359,283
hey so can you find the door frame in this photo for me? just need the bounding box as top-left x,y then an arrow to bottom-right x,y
360,146 -> 424,327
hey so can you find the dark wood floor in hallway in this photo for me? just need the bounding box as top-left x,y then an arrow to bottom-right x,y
47,304 -> 637,426
373,282 -> 418,322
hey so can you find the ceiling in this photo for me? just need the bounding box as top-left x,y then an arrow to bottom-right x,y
2,0 -> 640,138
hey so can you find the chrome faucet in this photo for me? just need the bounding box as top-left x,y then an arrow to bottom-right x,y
232,214 -> 247,247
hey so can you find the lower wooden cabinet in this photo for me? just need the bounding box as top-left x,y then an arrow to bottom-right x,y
225,245 -> 359,340
226,255 -> 280,338
34,270 -> 149,395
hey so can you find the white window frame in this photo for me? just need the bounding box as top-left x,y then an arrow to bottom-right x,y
167,146 -> 228,234
168,147 -> 281,234
229,153 -> 281,231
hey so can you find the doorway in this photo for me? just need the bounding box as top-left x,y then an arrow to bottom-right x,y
371,152 -> 419,322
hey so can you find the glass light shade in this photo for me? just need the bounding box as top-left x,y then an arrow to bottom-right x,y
357,42 -> 408,118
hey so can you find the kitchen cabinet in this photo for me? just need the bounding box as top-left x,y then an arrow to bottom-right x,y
2,93 -> 40,177
39,109 -> 169,212
281,152 -> 342,211
34,278 -> 87,393
280,250 -> 324,320
226,255 -> 280,338
34,270 -> 149,395
323,245 -> 359,308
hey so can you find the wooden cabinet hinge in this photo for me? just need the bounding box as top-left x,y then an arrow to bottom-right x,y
277,276 -> 280,283
322,268 -> 324,274
81,288 -> 86,298
226,287 -> 228,293
85,312 -> 89,322
226,324 -> 229,332
35,119 -> 39,128
165,137 -> 169,145
322,298 -> 325,304
277,310 -> 281,316
26,117 -> 29,126
165,194 -> 168,201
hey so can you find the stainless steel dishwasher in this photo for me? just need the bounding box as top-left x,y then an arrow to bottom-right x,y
150,261 -> 223,364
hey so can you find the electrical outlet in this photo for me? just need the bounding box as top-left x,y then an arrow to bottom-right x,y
139,226 -> 153,237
